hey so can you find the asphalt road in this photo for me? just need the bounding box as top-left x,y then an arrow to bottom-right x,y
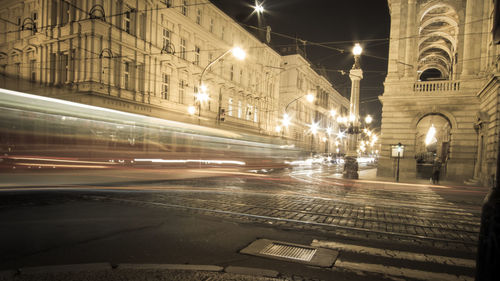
0,165 -> 489,281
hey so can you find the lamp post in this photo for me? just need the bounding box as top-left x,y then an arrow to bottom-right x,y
196,47 -> 246,124
343,43 -> 363,179
277,92 -> 314,135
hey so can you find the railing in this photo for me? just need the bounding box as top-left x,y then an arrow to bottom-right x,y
413,80 -> 461,92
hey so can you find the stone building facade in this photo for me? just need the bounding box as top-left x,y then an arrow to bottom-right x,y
0,0 -> 348,154
279,52 -> 349,154
379,0 -> 500,184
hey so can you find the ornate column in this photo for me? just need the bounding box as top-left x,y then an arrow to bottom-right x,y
344,44 -> 363,179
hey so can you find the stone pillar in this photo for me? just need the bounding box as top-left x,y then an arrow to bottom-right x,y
404,0 -> 416,77
462,0 -> 478,76
343,67 -> 363,179
386,1 -> 401,79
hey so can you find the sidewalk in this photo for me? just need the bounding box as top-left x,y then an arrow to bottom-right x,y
331,167 -> 485,188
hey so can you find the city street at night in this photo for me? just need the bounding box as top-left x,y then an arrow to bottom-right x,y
0,165 -> 486,281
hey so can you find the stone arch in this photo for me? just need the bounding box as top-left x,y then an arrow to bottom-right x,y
418,1 -> 461,22
418,64 -> 449,79
411,110 -> 457,130
420,16 -> 459,33
418,31 -> 457,51
414,113 -> 453,176
419,53 -> 450,66
419,44 -> 453,62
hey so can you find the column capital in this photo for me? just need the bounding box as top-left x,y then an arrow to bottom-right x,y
349,68 -> 363,81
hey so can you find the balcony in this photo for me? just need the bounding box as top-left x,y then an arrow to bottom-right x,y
413,80 -> 461,93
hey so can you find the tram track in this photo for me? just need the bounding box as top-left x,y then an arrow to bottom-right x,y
89,194 -> 478,248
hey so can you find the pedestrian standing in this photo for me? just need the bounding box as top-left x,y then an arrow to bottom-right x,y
432,157 -> 441,184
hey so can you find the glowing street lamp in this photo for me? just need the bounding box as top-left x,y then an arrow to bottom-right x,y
306,93 -> 315,103
425,124 -> 436,146
187,105 -> 196,115
309,122 -> 319,135
254,2 -> 264,14
282,113 -> 291,128
365,115 -> 373,124
198,46 -> 246,124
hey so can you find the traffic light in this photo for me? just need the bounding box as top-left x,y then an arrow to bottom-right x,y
220,108 -> 226,122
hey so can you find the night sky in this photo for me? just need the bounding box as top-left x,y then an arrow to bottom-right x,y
210,0 -> 390,128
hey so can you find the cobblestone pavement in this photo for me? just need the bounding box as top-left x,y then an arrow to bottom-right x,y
1,165 -> 489,280
86,166 -> 487,253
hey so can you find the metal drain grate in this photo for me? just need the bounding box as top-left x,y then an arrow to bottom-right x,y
260,242 -> 317,262
240,239 -> 338,267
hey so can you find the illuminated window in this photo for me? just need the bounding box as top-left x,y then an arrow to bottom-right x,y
246,105 -> 252,121
238,100 -> 242,118
228,98 -> 233,116
254,107 -> 258,122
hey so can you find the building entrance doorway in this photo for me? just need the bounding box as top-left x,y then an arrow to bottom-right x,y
415,114 -> 451,179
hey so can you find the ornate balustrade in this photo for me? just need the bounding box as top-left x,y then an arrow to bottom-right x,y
413,80 -> 461,92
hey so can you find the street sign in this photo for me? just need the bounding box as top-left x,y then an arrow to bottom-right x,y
391,144 -> 405,158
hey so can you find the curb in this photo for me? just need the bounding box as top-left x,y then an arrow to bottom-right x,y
225,266 -> 279,277
117,263 -> 224,272
3,263 -> 282,280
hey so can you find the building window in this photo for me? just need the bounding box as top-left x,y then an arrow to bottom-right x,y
179,79 -> 186,103
180,38 -> 186,59
228,98 -> 233,116
123,61 -> 130,89
237,100 -> 242,118
209,18 -> 214,33
162,28 -> 171,50
60,53 -> 69,84
162,73 -> 170,99
30,60 -> 36,81
139,13 -> 146,39
181,0 -> 188,16
230,65 -> 234,81
221,26 -> 225,40
194,46 -> 200,65
165,0 -> 173,8
124,11 -> 131,33
196,9 -> 201,25
254,107 -> 258,122
246,105 -> 252,121
15,63 -> 20,79
60,0 -> 71,26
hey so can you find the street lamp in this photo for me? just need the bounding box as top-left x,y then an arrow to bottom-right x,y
254,1 -> 264,14
365,115 -> 373,124
197,46 -> 246,124
343,43 -> 364,179
281,92 -> 315,139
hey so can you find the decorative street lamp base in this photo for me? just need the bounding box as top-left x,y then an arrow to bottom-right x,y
343,156 -> 359,179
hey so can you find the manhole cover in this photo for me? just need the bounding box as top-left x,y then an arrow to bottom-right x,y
240,239 -> 338,267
